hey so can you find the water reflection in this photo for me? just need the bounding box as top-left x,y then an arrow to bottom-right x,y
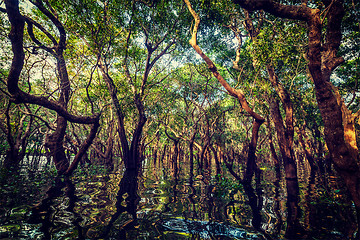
28,177 -> 84,239
0,159 -> 358,239
158,218 -> 265,239
26,168 -> 142,239
302,170 -> 358,239
99,168 -> 140,239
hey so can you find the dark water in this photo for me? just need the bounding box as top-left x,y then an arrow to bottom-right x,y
0,160 -> 357,239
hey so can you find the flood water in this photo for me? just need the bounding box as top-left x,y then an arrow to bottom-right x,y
0,158 -> 358,239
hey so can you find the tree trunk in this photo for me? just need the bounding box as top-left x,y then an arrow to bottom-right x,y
210,145 -> 222,176
266,64 -> 303,236
44,50 -> 71,174
44,117 -> 69,174
268,97 -> 303,237
5,0 -> 100,175
165,129 -> 179,178
233,0 -> 360,235
2,104 -> 33,171
184,0 -> 265,185
297,124 -> 317,171
244,120 -> 262,183
266,118 -> 283,235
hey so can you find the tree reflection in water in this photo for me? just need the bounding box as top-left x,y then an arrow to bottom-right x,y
99,169 -> 140,239
28,177 -> 84,239
7,160 -> 355,239
28,169 -> 140,239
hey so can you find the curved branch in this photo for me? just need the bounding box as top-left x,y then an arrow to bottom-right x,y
184,0 -> 264,124
5,0 -> 99,125
24,16 -> 57,47
30,0 -> 66,49
64,119 -> 100,176
12,90 -> 99,124
17,105 -> 55,130
232,0 -> 311,21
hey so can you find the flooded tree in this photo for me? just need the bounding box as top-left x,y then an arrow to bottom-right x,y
1,0 -> 360,239
233,0 -> 360,236
3,0 -> 100,175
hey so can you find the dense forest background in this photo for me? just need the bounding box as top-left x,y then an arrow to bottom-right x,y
1,0 -> 360,239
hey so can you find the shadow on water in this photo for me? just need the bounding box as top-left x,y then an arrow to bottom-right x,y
157,175 -> 267,239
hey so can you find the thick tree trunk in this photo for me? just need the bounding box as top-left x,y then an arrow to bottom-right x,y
128,94 -> 147,170
307,3 -> 360,233
44,52 -> 71,174
233,0 -> 360,235
44,117 -> 69,174
244,120 -> 262,183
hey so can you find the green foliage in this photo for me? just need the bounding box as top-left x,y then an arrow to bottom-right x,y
248,18 -> 307,69
0,167 -> 56,207
72,163 -> 109,177
0,0 -> 357,203
215,174 -> 243,198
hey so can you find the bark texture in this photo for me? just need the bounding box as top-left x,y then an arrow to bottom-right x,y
5,0 -> 100,175
233,0 -> 360,235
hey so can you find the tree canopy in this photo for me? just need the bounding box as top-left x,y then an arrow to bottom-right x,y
1,0 -> 360,238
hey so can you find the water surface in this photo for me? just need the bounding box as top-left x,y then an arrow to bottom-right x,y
0,160 -> 357,239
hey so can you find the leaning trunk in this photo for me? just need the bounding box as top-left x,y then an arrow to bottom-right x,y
269,97 -> 302,237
